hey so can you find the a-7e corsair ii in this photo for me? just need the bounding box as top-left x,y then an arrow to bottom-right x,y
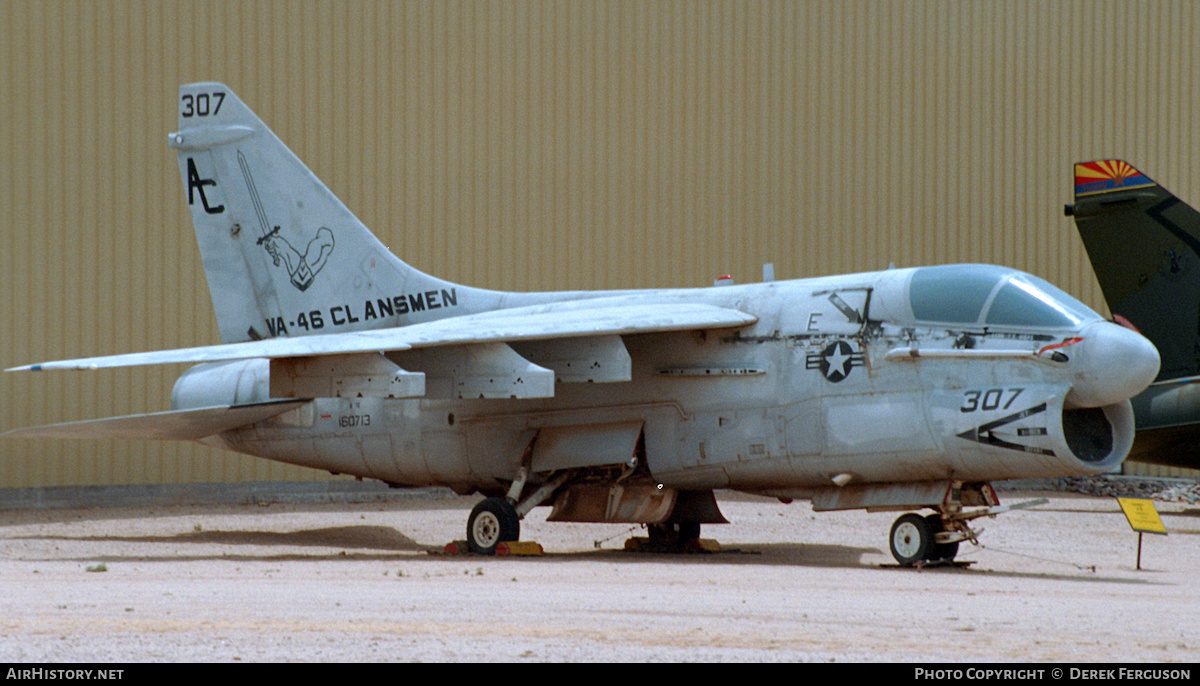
5,85 -> 1160,566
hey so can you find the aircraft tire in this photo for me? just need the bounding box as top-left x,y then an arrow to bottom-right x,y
647,522 -> 701,550
924,513 -> 959,562
889,512 -> 934,566
467,497 -> 521,555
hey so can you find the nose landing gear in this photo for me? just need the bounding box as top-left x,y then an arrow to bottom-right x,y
888,492 -> 1048,567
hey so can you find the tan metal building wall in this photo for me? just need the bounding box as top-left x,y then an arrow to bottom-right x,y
3,0 -> 1198,488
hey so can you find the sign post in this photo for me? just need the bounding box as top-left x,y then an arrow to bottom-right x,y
1117,497 -> 1168,570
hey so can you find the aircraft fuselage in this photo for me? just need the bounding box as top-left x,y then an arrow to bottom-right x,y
184,267 -> 1145,502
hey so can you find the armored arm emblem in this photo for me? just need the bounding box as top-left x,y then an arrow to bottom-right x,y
260,227 -> 336,291
238,150 -> 336,291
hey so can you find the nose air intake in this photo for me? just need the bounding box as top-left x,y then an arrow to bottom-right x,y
1062,406 -> 1116,463
1066,321 -> 1160,409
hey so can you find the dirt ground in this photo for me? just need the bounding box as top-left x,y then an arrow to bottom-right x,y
0,489 -> 1197,663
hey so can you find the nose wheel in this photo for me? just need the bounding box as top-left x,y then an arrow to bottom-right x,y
890,513 -> 935,566
889,512 -> 959,566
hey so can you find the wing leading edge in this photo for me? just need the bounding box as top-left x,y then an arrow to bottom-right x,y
10,300 -> 757,372
4,301 -> 754,441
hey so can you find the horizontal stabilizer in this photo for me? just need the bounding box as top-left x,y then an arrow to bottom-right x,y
1,400 -> 307,441
10,301 -> 756,372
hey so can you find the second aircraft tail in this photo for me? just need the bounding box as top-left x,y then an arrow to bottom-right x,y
1067,160 -> 1200,382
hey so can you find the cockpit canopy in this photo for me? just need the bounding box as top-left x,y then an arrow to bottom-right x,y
907,264 -> 1100,328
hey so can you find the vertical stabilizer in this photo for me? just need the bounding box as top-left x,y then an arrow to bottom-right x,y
1068,160 -> 1200,381
170,83 -> 502,343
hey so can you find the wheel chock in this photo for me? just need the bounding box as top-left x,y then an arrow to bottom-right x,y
495,541 -> 544,556
623,537 -> 721,553
623,537 -> 649,551
441,540 -> 544,556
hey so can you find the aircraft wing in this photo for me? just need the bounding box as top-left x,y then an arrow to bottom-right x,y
0,400 -> 308,441
9,301 -> 757,372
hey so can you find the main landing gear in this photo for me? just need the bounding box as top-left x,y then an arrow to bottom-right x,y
463,495 -> 710,555
644,521 -> 703,551
466,497 -> 521,555
464,466 -> 574,555
461,459 -> 724,554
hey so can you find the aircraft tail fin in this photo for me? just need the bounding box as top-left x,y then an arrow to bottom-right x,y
1067,160 -> 1200,381
170,83 -> 500,343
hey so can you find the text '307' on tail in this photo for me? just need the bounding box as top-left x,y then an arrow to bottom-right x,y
171,83 -> 506,344
1066,160 -> 1200,383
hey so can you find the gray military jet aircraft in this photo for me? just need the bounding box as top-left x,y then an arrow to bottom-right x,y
5,86 -> 1162,565
1067,160 -> 1200,470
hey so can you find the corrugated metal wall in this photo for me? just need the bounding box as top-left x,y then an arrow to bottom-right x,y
3,0 -> 1198,487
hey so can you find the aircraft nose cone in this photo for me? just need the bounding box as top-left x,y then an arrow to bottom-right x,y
1066,320 -> 1160,408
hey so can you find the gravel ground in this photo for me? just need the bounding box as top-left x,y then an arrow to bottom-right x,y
0,488 -> 1197,663
1050,475 -> 1200,504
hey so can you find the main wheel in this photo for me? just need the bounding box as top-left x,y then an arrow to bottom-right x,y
466,497 -> 520,555
647,522 -> 701,550
889,512 -> 934,566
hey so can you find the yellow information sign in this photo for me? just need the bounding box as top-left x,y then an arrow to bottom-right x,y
1118,497 -> 1168,535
